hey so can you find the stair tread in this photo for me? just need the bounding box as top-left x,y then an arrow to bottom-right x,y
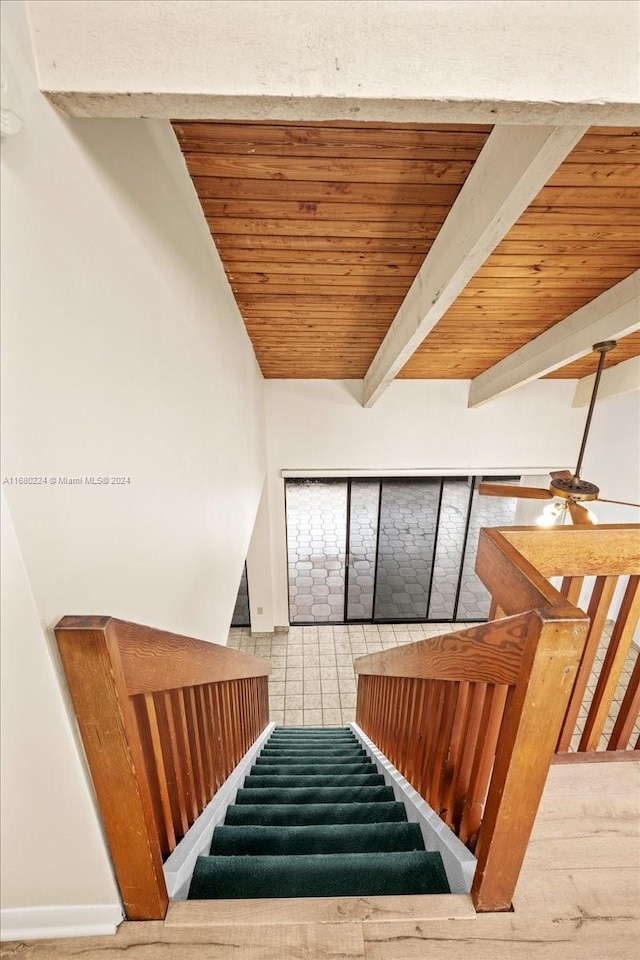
187,727 -> 452,904
275,727 -> 351,731
243,774 -> 385,788
250,764 -> 377,776
235,786 -> 395,804
267,740 -> 357,744
263,752 -> 363,755
189,851 -> 451,900
269,731 -> 357,742
210,822 -> 425,856
255,755 -> 372,765
262,743 -> 365,757
269,730 -> 351,736
225,801 -> 408,826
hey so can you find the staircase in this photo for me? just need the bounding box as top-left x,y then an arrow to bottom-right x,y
188,726 -> 451,900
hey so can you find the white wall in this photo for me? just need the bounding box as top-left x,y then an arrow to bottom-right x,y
575,391 -> 640,629
0,493 -> 122,931
579,391 -> 640,524
1,0 -> 265,933
25,0 -> 640,123
1,0 -> 265,642
260,378 -> 604,626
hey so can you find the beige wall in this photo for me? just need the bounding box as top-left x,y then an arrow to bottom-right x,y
1,0 -> 265,926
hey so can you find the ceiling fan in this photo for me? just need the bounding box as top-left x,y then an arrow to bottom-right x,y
478,340 -> 640,525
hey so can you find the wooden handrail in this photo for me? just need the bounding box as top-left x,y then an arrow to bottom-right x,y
356,525 -> 598,912
356,525 -> 640,909
474,527 -> 566,615
502,524 -> 640,577
55,616 -> 270,920
356,614 -> 533,685
469,606 -> 587,910
476,526 -> 640,758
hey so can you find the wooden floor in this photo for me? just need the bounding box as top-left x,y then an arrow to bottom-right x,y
2,761 -> 638,959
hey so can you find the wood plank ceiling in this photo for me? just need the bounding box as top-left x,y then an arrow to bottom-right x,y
173,122 -> 640,381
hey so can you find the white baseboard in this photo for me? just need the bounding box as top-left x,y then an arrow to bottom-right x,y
0,903 -> 124,942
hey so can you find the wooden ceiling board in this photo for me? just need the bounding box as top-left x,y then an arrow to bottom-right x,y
399,126 -> 640,380
173,120 -> 640,381
173,119 -> 492,378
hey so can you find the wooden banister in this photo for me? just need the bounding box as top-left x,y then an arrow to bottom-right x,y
55,616 -> 270,920
355,615 -> 531,685
470,607 -> 587,910
578,575 -> 640,751
502,525 -> 640,576
357,525 -> 640,910
356,525 -> 615,913
484,527 -> 640,758
474,528 -> 562,615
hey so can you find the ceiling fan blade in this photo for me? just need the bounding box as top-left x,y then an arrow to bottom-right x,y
550,470 -> 573,481
478,483 -> 552,500
597,498 -> 640,508
568,501 -> 595,525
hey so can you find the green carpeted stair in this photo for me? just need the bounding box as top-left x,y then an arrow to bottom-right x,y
188,726 -> 451,900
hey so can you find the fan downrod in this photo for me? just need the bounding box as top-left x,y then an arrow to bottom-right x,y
552,339 -> 617,500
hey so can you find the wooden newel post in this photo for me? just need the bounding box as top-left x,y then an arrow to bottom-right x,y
55,617 -> 169,920
471,609 -> 588,912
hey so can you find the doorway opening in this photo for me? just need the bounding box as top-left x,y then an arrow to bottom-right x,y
285,476 -> 519,625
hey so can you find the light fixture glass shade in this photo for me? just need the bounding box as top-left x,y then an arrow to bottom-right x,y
535,501 -> 566,527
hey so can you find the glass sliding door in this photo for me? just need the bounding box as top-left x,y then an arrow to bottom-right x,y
372,479 -> 441,621
285,474 -> 520,625
346,480 -> 380,621
286,479 -> 347,623
428,477 -> 474,621
455,477 -> 519,621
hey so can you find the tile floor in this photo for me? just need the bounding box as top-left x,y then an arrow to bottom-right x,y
228,621 -> 639,750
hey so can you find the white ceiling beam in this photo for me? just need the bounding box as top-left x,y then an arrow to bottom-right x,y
572,354 -> 640,408
362,124 -> 588,408
468,271 -> 640,408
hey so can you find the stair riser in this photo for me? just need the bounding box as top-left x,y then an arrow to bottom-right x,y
273,727 -> 351,732
209,822 -> 425,856
243,775 -> 385,788
265,737 -> 361,744
189,851 -> 450,900
262,744 -> 365,757
255,756 -> 372,765
269,730 -> 358,742
235,786 -> 395,805
250,764 -> 378,777
225,802 -> 408,826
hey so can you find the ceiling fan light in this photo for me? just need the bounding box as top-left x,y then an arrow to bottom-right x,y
535,501 -> 565,528
535,513 -> 556,528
